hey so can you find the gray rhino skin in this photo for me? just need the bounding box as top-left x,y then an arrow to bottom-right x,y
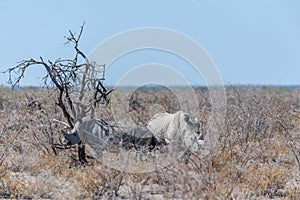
63,117 -> 166,153
120,125 -> 167,151
63,117 -> 117,152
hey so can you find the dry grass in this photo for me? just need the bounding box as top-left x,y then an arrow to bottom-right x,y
0,86 -> 300,199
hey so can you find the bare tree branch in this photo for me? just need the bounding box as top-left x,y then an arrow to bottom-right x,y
5,23 -> 114,163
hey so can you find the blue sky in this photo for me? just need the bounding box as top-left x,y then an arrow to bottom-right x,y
0,1 -> 300,86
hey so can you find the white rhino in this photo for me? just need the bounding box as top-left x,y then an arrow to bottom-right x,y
63,117 -> 164,153
63,117 -> 118,153
147,111 -> 204,152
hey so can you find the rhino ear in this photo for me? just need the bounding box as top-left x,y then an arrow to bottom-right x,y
184,114 -> 190,122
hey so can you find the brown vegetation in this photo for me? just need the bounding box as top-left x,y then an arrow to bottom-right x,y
0,86 -> 300,199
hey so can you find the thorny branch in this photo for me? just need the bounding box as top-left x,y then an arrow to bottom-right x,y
4,23 -> 114,163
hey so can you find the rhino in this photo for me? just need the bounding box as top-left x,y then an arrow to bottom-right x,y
63,117 -> 166,153
147,111 -> 204,152
63,117 -> 118,153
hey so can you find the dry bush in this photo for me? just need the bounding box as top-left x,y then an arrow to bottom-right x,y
186,86 -> 300,199
0,86 -> 300,199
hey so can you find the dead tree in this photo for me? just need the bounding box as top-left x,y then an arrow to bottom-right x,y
5,23 -> 113,163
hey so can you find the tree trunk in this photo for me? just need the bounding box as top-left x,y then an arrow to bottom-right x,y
78,142 -> 87,164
